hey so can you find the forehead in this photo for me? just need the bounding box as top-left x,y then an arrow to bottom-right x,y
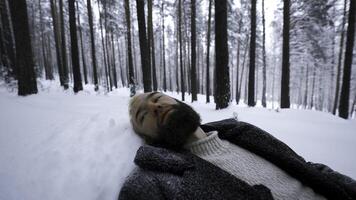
129,92 -> 161,113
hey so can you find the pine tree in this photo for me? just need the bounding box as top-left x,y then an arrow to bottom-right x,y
261,0 -> 267,107
206,0 -> 212,103
281,0 -> 290,108
124,0 -> 135,96
248,0 -> 256,107
333,0 -> 347,115
68,0 -> 83,93
86,0 -> 99,91
9,0 -> 38,95
338,0 -> 355,119
191,0 -> 197,102
136,0 -> 152,92
214,0 -> 230,109
147,0 -> 157,91
59,0 -> 69,89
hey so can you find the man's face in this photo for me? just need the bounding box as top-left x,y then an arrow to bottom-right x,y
130,92 -> 179,138
129,92 -> 201,149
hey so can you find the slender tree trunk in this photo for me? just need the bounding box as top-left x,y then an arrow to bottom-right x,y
281,0 -> 290,108
86,0 -> 98,91
190,0 -> 197,101
238,36 -> 250,104
97,2 -> 109,92
248,0 -> 257,106
161,0 -> 167,92
235,35 -> 240,104
49,0 -> 65,86
214,0 -> 230,109
111,33 -> 118,88
9,0 -> 38,95
68,0 -> 83,93
178,0 -> 184,100
147,0 -> 157,91
206,0 -> 212,103
333,0 -> 347,115
103,1 -> 112,91
310,65 -> 316,109
136,0 -> 152,92
303,64 -> 309,109
76,1 -> 88,84
338,0 -> 355,119
117,38 -> 125,87
59,0 -> 69,89
124,0 -> 135,96
39,0 -> 53,80
261,0 -> 267,107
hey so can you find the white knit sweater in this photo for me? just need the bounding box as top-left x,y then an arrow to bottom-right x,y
185,131 -> 326,200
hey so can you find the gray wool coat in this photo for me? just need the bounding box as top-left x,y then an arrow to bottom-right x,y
118,119 -> 356,200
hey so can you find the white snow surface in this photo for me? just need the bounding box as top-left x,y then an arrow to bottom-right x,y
0,81 -> 355,200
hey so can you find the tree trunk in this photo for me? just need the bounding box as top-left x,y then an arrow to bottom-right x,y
0,0 -> 16,81
248,0 -> 257,106
124,0 -> 135,96
98,2 -> 109,92
147,0 -> 157,91
59,0 -> 69,89
39,0 -> 53,80
68,0 -> 83,93
238,36 -> 250,104
303,64 -> 309,109
104,2 -> 112,91
261,0 -> 267,107
136,0 -> 152,92
214,0 -> 230,109
333,0 -> 347,115
338,0 -> 355,119
76,1 -> 88,84
206,0 -> 212,103
235,35 -> 240,104
161,0 -> 167,92
191,0 -> 197,101
178,0 -> 184,100
280,0 -> 290,108
49,0 -> 64,86
86,0 -> 98,91
9,0 -> 38,95
111,33 -> 118,89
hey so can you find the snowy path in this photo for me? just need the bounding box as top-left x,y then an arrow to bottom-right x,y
0,85 -> 355,200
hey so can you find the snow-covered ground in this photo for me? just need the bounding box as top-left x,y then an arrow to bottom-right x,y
1,81 -> 355,200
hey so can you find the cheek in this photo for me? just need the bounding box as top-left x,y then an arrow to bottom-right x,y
142,116 -> 159,136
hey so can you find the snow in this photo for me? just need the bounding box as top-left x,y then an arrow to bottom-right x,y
0,81 -> 355,200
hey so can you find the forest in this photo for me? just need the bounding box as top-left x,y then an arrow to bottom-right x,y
0,0 -> 355,119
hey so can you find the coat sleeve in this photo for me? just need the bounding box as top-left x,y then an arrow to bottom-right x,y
118,170 -> 165,200
307,162 -> 356,199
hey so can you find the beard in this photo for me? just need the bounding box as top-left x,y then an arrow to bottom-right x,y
150,100 -> 201,150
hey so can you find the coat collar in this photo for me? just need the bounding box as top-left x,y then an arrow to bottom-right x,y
134,118 -> 238,175
134,145 -> 195,175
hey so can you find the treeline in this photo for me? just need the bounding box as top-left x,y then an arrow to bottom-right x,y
0,0 -> 355,119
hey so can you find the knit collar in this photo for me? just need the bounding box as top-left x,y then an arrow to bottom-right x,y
185,131 -> 231,156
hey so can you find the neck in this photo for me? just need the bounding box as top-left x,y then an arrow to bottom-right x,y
186,127 -> 207,144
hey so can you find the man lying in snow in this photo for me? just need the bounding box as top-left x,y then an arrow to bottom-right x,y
119,92 -> 356,200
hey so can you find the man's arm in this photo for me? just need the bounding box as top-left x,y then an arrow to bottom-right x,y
118,169 -> 165,200
307,162 -> 356,199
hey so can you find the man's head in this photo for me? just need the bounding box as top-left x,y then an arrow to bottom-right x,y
129,92 -> 201,149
